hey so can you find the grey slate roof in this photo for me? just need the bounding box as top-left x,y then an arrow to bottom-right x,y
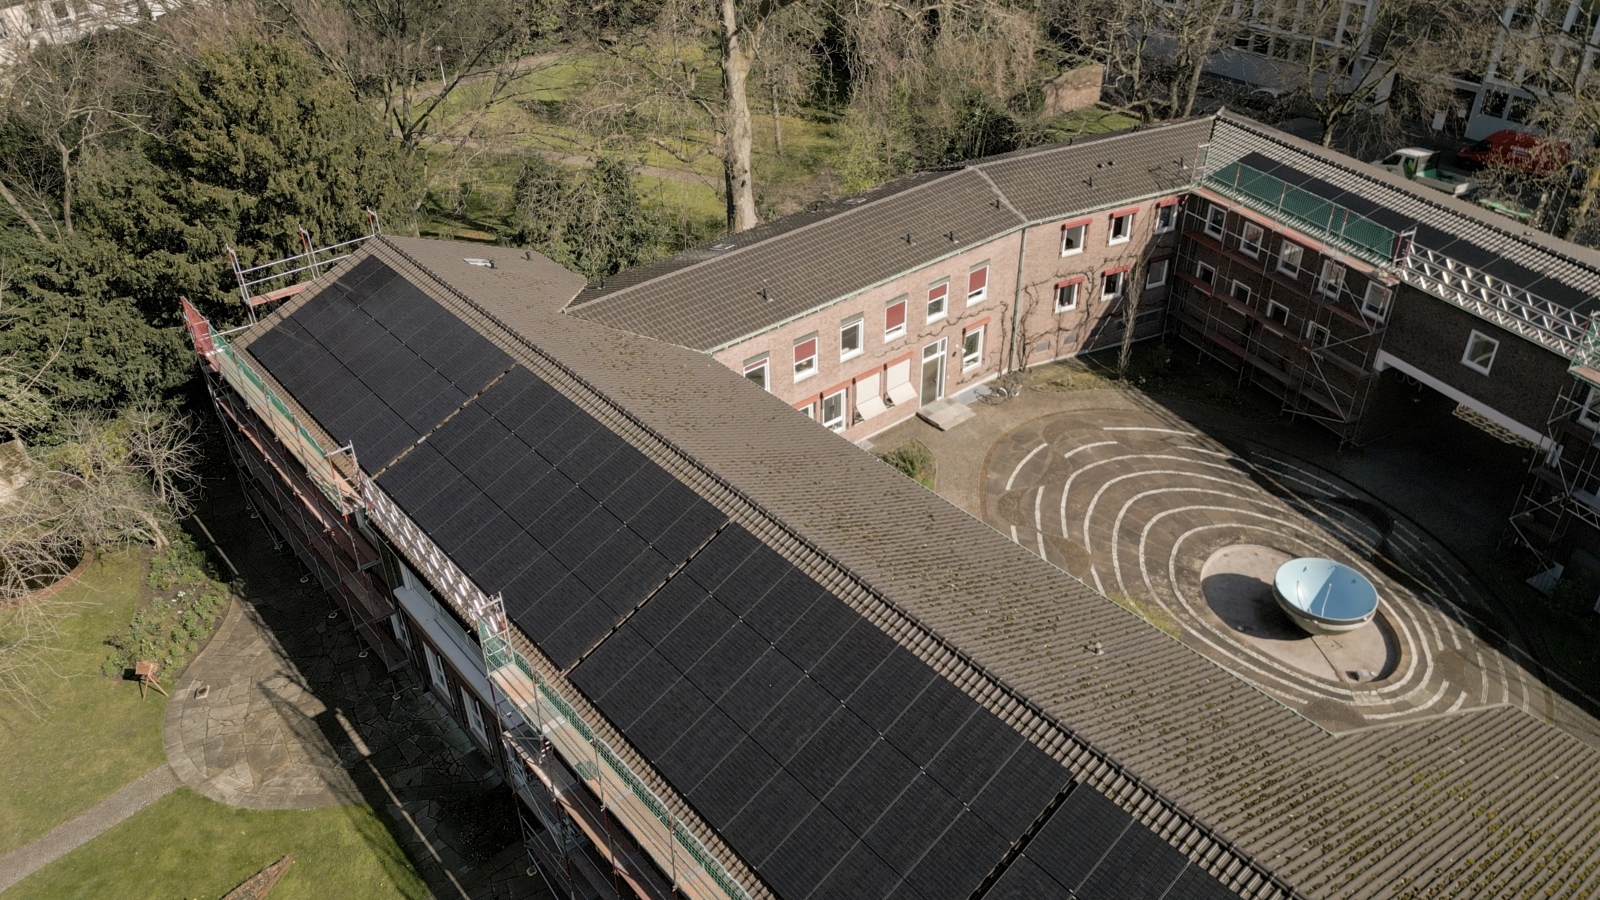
567,119 -> 1215,351
376,236 -> 1600,900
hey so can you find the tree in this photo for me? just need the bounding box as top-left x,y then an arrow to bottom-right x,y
505,156 -> 670,278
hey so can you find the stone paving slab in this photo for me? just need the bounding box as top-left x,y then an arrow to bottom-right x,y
0,764 -> 179,894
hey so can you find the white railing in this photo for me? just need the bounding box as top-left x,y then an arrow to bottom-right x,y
1399,245 -> 1587,358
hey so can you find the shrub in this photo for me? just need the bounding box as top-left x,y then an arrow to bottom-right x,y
102,534 -> 227,679
879,442 -> 936,489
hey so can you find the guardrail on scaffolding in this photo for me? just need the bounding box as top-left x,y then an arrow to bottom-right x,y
228,213 -> 380,321
1200,161 -> 1403,268
1568,318 -> 1600,383
478,612 -> 753,900
182,299 -> 362,512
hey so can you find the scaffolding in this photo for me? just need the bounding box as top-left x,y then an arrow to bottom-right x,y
1509,323 -> 1600,560
183,299 -> 405,670
227,214 -> 379,322
1168,198 -> 1389,445
477,598 -> 752,900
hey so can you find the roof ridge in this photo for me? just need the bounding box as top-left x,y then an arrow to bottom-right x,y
563,167 -> 985,312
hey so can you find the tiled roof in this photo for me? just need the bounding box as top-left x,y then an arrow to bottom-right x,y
384,236 -> 1600,899
567,119 -> 1214,351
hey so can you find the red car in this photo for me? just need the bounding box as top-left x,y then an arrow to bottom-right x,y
1456,129 -> 1571,176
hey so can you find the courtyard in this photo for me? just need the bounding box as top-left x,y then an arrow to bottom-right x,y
871,350 -> 1600,745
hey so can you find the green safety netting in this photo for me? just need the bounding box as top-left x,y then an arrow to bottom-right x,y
1205,162 -> 1399,265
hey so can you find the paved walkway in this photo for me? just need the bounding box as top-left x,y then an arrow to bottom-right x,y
0,765 -> 179,894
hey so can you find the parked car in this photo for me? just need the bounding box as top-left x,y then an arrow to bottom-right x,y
1456,129 -> 1570,176
1373,148 -> 1475,197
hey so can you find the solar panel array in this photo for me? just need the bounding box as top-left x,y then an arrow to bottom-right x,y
988,787 -> 1238,899
248,256 -> 512,467
247,258 -> 1240,899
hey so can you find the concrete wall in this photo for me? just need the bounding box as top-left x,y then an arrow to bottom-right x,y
1378,285 -> 1569,431
1043,66 -> 1104,117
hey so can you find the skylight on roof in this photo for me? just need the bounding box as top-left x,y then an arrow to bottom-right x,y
464,258 -> 495,268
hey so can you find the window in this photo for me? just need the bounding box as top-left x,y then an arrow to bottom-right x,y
1103,269 -> 1126,301
1462,330 -> 1499,374
967,264 -> 989,305
1482,90 -> 1510,119
1196,261 -> 1217,286
839,317 -> 864,361
927,280 -> 949,321
1305,320 -> 1331,347
796,401 -> 816,420
822,389 -> 847,431
1579,385 -> 1600,430
1204,203 -> 1227,238
743,355 -> 769,391
1155,201 -> 1179,234
793,335 -> 818,380
885,296 -> 908,341
1145,259 -> 1170,289
390,613 -> 411,650
1054,278 -> 1082,312
1061,220 -> 1088,255
962,326 -> 984,370
462,688 -> 488,744
1230,280 -> 1253,303
1278,240 -> 1304,276
1361,283 -> 1392,321
424,645 -> 450,698
1241,222 -> 1265,258
1316,260 -> 1345,298
1266,300 -> 1290,325
1109,210 -> 1135,245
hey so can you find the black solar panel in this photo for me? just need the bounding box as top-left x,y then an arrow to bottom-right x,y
823,738 -> 920,835
741,572 -> 827,644
718,648 -> 804,731
847,647 -> 937,733
656,707 -> 743,787
1162,862 -> 1240,900
627,676 -> 714,760
773,593 -> 857,670
1024,785 -> 1134,893
969,742 -> 1071,839
811,842 -> 904,899
693,737 -> 781,827
811,619 -> 897,699
904,809 -> 1011,900
592,548 -> 676,614
985,855 -> 1073,900
1076,817 -> 1191,898
758,807 -> 858,896
787,707 -> 878,797
884,675 -> 979,767
725,771 -> 818,865
683,621 -> 767,698
655,589 -> 738,673
749,675 -> 839,764
681,524 -> 763,594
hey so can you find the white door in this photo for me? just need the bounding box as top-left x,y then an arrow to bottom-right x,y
920,339 -> 947,406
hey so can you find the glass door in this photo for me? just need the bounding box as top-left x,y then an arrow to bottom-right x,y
920,338 -> 947,406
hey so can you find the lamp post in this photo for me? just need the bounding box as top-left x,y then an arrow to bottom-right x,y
434,45 -> 445,89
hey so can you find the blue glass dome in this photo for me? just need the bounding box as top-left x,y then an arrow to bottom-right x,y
1273,558 -> 1378,633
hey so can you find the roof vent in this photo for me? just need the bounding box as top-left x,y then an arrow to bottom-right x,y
710,242 -> 736,251
464,257 -> 495,268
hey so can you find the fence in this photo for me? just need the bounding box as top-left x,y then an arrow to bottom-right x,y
1202,161 -> 1401,267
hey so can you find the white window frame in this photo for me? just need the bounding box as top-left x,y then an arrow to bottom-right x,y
839,316 -> 864,362
1230,280 -> 1252,303
797,401 -> 816,420
742,355 -> 769,391
885,296 -> 908,341
424,645 -> 450,699
1266,300 -> 1290,325
1204,203 -> 1227,238
1145,259 -> 1170,289
1102,270 -> 1126,301
1054,280 -> 1081,313
1462,330 -> 1499,374
1278,240 -> 1304,276
962,326 -> 985,370
792,334 -> 818,381
1196,261 -> 1217,286
926,280 -> 949,322
1579,385 -> 1600,430
1240,222 -> 1265,258
462,688 -> 488,744
1061,221 -> 1088,256
821,388 -> 848,431
1305,320 -> 1331,348
1155,201 -> 1178,234
1316,260 -> 1345,298
390,613 -> 411,650
1361,282 -> 1393,322
1108,211 -> 1134,245
967,263 -> 989,305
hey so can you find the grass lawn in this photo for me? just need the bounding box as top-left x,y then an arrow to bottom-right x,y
3,788 -> 429,900
0,552 -> 168,856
